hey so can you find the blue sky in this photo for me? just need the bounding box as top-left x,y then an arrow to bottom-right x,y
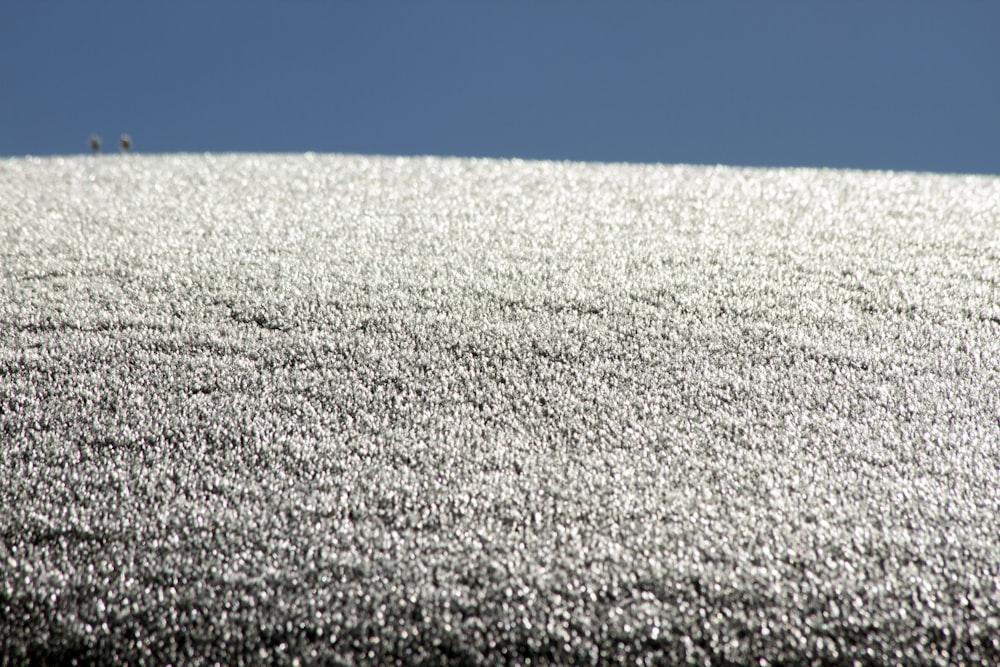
3,2 -> 998,174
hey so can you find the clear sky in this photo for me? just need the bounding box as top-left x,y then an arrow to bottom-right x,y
3,2 -> 998,174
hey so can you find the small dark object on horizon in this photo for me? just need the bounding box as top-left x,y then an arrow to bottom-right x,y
89,134 -> 101,154
120,134 -> 132,153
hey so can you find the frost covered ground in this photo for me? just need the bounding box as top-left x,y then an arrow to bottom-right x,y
1,153 -> 999,665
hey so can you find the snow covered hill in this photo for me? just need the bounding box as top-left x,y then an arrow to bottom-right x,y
2,153 -> 999,665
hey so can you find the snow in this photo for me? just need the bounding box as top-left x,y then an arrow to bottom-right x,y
1,153 -> 999,664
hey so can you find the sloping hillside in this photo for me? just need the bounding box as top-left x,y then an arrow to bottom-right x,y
2,154 -> 999,665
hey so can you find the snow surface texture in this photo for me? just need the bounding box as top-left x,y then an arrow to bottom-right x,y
1,154 -> 999,666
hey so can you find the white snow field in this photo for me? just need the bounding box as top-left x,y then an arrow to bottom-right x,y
1,153 -> 999,665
